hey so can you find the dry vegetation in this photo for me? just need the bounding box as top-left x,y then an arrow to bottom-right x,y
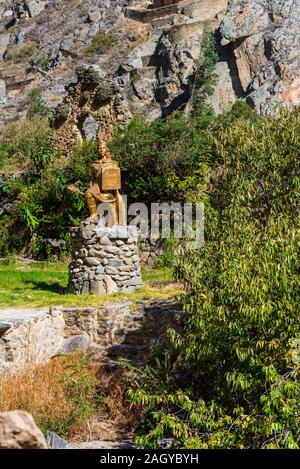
0,352 -> 136,441
72,367 -> 138,443
82,34 -> 118,57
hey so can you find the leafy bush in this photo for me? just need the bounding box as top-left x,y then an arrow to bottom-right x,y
157,235 -> 178,268
0,122 -> 95,258
70,139 -> 97,185
111,111 -> 214,204
111,100 -> 257,206
34,55 -> 52,72
0,116 -> 51,170
128,108 -> 300,449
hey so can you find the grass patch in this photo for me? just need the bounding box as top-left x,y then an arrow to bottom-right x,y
0,261 -> 183,308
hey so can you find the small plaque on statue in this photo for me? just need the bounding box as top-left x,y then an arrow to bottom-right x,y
101,167 -> 121,190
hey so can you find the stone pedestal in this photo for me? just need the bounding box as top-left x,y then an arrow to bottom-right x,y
68,222 -> 143,295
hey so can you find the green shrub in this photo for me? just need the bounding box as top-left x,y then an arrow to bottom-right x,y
70,139 -> 97,185
34,55 -> 51,72
157,235 -> 178,268
128,108 -> 300,449
27,88 -> 50,118
191,27 -> 219,117
111,101 -> 258,207
111,111 -> 214,204
0,116 -> 51,170
0,122 -> 95,257
0,142 -> 10,169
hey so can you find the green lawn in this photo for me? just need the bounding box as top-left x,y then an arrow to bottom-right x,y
0,260 -> 183,308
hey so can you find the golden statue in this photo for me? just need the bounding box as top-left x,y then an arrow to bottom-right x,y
85,131 -> 126,225
68,131 -> 126,226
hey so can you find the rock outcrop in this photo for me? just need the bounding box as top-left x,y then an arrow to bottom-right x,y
51,65 -> 132,155
220,0 -> 300,115
0,410 -> 47,449
121,0 -> 230,117
0,0 -> 146,125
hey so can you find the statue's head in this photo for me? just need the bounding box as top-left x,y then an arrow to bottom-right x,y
98,130 -> 111,160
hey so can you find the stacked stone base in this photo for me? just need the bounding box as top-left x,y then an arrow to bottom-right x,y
68,222 -> 143,295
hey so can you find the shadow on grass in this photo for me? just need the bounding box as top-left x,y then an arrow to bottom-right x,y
25,280 -> 67,295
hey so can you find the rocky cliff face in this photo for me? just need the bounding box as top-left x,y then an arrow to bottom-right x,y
220,0 -> 300,116
0,0 -> 299,140
0,1 -> 231,132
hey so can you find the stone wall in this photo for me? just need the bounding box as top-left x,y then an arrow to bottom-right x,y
68,223 -> 143,295
125,3 -> 180,23
62,299 -> 184,365
0,308 -> 64,374
139,238 -> 164,268
152,0 -> 181,10
0,300 -> 184,373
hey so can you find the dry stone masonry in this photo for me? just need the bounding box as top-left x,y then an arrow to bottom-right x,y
0,307 -> 64,374
68,222 -> 143,295
0,300 -> 184,373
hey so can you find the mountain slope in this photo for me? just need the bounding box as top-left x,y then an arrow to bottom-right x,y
0,0 -> 299,137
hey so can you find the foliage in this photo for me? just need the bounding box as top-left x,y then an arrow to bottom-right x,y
70,139 -> 97,185
111,111 -> 214,204
128,108 -> 300,449
0,117 -> 102,256
0,116 -> 51,170
34,55 -> 52,72
111,103 -> 259,219
157,235 -> 178,268
27,88 -> 50,118
191,27 -> 219,117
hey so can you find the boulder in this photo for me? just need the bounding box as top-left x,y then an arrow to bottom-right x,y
0,411 -> 47,449
0,34 -> 10,60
